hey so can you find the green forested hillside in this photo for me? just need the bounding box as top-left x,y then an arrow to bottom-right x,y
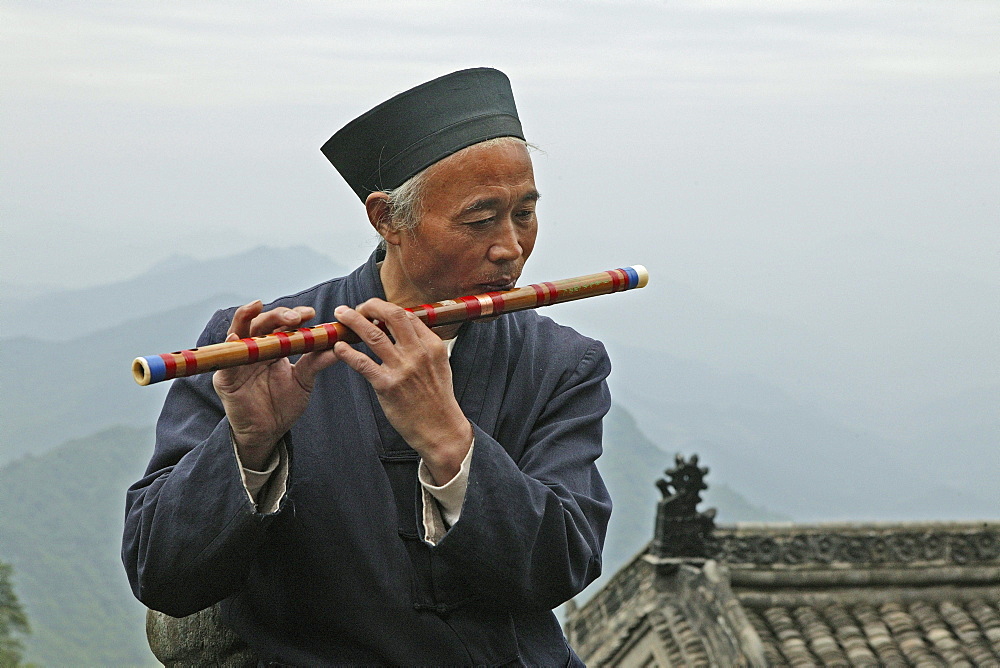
0,426 -> 156,666
0,560 -> 31,666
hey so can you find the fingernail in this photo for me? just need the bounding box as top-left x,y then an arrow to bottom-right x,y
334,306 -> 346,316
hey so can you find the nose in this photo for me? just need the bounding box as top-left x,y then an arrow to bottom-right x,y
487,220 -> 524,263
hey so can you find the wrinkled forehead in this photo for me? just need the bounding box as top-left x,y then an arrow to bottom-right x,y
418,138 -> 538,211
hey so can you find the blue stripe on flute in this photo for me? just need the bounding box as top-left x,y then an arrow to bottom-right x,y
622,266 -> 639,288
144,355 -> 168,384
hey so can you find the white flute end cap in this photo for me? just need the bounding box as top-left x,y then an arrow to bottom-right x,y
632,265 -> 649,289
132,357 -> 152,386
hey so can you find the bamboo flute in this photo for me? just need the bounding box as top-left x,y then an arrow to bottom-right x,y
132,265 -> 648,386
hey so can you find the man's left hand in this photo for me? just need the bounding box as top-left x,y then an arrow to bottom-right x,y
332,299 -> 472,484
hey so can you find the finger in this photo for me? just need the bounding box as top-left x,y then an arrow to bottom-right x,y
357,299 -> 441,347
334,305 -> 398,359
214,333 -> 265,390
332,340 -> 385,385
355,299 -> 421,347
228,300 -> 264,339
387,306 -> 444,355
249,306 -> 316,337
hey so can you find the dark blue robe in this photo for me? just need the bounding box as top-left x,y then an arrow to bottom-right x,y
123,251 -> 612,666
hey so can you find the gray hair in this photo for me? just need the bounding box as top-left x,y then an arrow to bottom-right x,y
379,136 -> 534,241
383,168 -> 428,234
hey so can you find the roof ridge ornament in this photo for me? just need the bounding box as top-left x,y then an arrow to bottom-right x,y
650,453 -> 718,562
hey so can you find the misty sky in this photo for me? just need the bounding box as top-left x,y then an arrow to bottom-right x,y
2,1 -> 998,445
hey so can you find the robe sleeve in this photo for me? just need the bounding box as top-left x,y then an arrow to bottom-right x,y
121,309 -> 290,618
419,442 -> 474,544
429,339 -> 613,611
236,438 -> 288,513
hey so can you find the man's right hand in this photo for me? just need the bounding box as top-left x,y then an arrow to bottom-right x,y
213,300 -> 341,470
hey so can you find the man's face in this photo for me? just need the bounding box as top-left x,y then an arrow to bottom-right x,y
382,139 -> 539,306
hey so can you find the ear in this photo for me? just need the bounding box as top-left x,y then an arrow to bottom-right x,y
365,193 -> 399,245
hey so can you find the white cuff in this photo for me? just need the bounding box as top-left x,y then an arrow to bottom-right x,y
418,439 -> 474,545
232,435 -> 288,514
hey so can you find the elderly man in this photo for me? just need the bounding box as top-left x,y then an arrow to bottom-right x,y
123,68 -> 611,666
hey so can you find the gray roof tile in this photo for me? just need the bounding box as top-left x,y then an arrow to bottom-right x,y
743,598 -> 1000,666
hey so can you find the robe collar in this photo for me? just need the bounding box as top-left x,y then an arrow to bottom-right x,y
344,247 -> 388,308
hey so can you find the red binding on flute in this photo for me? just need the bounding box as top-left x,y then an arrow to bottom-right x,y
132,265 -> 648,386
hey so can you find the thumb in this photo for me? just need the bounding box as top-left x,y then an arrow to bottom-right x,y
293,348 -> 342,389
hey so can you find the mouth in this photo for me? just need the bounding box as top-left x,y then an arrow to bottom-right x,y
477,278 -> 517,293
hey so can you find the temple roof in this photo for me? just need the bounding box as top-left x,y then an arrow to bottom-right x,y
720,522 -> 1000,667
566,456 -> 1000,666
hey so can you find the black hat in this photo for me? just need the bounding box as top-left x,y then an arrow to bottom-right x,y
321,67 -> 524,201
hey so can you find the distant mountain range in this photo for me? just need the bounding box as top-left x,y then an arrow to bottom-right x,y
3,245 -> 995,510
2,245 -> 348,341
605,341 -> 999,520
0,245 -> 994,663
0,246 -> 346,464
4,245 -> 996,512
